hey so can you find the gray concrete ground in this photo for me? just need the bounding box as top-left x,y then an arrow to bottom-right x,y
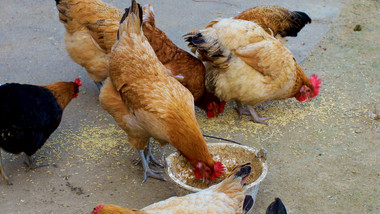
1,0 -> 379,213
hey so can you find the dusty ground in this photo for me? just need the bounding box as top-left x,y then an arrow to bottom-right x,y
0,0 -> 379,213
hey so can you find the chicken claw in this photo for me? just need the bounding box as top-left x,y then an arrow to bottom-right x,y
235,101 -> 250,119
139,150 -> 167,183
235,101 -> 272,124
246,105 -> 273,125
24,155 -> 48,172
136,141 -> 165,168
0,150 -> 12,185
144,141 -> 164,168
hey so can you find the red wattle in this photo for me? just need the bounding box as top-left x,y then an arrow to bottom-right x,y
207,111 -> 215,118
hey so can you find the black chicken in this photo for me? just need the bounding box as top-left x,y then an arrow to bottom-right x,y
0,79 -> 81,185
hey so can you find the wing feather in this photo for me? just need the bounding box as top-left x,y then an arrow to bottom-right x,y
235,39 -> 296,79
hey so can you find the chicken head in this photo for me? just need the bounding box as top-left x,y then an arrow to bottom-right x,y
193,161 -> 225,181
73,78 -> 82,98
295,74 -> 321,102
206,101 -> 226,118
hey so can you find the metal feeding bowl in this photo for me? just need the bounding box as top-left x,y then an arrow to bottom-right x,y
166,142 -> 268,211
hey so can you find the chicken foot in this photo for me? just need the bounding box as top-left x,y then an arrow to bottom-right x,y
235,101 -> 272,125
0,150 -> 12,185
136,140 -> 165,169
145,140 -> 164,168
139,150 -> 167,182
94,80 -> 105,91
235,100 -> 249,119
24,155 -> 48,172
135,140 -> 166,182
246,105 -> 273,125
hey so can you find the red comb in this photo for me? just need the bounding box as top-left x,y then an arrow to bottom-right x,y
310,74 -> 321,97
214,161 -> 225,173
210,161 -> 225,180
74,78 -> 82,86
91,204 -> 104,214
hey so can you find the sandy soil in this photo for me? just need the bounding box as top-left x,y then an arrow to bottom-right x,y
0,0 -> 379,213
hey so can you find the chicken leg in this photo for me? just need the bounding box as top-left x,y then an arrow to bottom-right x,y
235,100 -> 249,119
235,101 -> 272,125
24,155 -> 48,171
0,149 -> 12,185
246,105 -> 273,125
144,140 -> 164,168
139,140 -> 166,182
136,140 -> 164,169
94,80 -> 105,91
140,150 -> 166,182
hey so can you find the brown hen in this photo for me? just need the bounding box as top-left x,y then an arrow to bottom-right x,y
185,18 -> 321,125
55,0 -> 224,118
99,0 -> 224,182
55,0 -> 122,88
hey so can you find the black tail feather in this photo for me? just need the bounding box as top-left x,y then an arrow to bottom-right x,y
120,0 -> 143,25
189,33 -> 206,45
280,11 -> 312,37
117,0 -> 143,40
55,0 -> 60,5
183,32 -> 200,49
184,31 -> 225,59
120,8 -> 130,25
234,162 -> 251,179
294,11 -> 312,24
266,198 -> 287,214
242,195 -> 255,214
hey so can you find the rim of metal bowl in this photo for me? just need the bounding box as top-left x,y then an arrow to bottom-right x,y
166,142 -> 268,193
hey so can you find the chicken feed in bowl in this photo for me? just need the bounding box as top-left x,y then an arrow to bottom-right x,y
166,142 -> 268,208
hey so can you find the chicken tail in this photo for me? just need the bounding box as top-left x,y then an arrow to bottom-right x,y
214,163 -> 251,191
266,198 -> 287,214
184,30 -> 221,56
142,4 -> 155,26
184,29 -> 228,63
208,163 -> 251,212
242,195 -> 254,214
232,162 -> 252,183
279,10 -> 312,37
117,0 -> 143,40
55,0 -> 71,26
183,30 -> 203,54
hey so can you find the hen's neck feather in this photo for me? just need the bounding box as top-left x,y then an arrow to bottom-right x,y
43,82 -> 75,110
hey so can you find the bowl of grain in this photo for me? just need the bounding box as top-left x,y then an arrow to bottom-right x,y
166,142 -> 268,208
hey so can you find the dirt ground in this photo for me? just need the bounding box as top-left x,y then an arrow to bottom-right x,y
0,0 -> 379,213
